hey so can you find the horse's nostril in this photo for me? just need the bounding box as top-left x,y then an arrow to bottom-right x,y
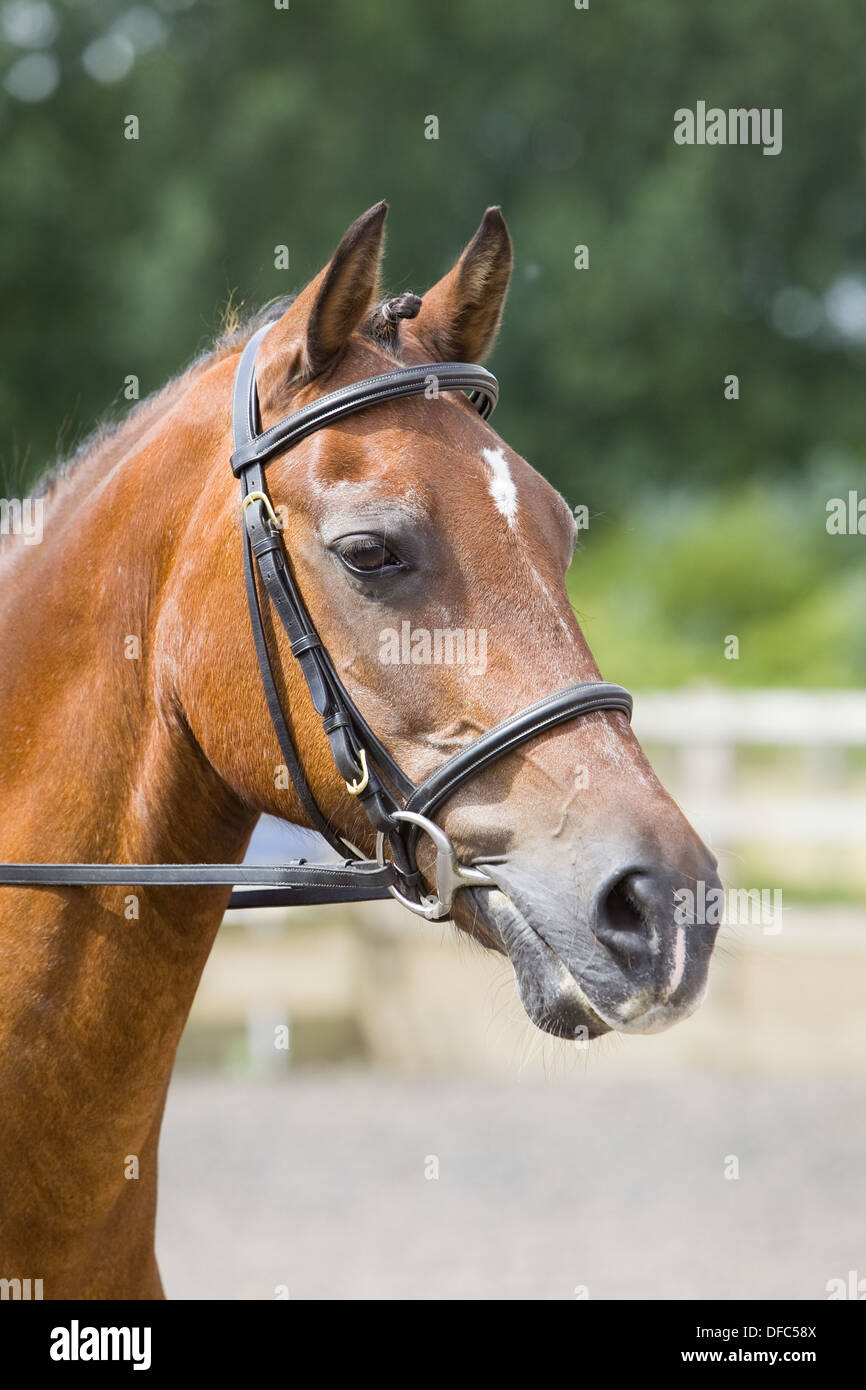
605,876 -> 647,932
595,872 -> 655,965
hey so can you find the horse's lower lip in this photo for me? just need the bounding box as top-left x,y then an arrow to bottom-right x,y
466,883 -> 612,1039
611,981 -> 710,1034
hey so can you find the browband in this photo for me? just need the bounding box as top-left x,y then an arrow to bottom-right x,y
231,325 -> 499,475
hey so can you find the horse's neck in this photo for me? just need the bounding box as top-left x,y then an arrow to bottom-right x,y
0,393 -> 252,867
0,404 -> 252,1290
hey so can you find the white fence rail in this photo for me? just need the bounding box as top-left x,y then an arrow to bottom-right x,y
632,688 -> 866,847
245,690 -> 866,861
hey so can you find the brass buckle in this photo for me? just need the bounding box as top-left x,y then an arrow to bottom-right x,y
242,491 -> 283,530
345,748 -> 369,796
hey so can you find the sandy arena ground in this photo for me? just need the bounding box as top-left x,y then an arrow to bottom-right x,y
156,1071 -> 866,1300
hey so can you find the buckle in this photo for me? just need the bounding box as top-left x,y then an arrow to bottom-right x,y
375,810 -> 493,920
345,747 -> 370,795
242,490 -> 283,531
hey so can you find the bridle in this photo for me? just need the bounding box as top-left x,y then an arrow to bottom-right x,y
0,320 -> 633,919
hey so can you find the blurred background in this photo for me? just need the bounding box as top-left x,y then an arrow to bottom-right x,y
1,0 -> 864,1299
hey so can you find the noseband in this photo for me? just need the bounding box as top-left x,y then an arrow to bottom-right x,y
0,321 -> 633,920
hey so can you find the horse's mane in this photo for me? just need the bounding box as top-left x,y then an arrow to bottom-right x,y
26,296 -> 297,507
21,286 -> 412,512
1,286 -> 416,559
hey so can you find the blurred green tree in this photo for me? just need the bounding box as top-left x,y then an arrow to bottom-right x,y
1,0 -> 862,682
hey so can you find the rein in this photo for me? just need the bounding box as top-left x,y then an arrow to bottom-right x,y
0,322 -> 633,920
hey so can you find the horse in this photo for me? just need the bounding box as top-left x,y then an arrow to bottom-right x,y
0,202 -> 720,1298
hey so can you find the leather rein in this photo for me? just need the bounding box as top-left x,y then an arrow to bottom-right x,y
0,321 -> 633,920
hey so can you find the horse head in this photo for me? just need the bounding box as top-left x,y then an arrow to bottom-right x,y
181,202 -> 721,1040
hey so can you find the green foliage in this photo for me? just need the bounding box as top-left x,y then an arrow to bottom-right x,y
570,477 -> 866,687
0,0 -> 862,688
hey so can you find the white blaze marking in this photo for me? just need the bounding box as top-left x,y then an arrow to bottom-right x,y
481,447 -> 518,526
669,927 -> 687,993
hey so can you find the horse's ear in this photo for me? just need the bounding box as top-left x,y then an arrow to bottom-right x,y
262,202 -> 388,387
410,207 -> 513,363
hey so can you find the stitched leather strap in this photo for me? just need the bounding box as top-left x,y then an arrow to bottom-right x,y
405,682 -> 633,822
231,357 -> 498,475
0,861 -> 393,889
234,327 -> 347,853
232,321 -> 502,887
0,859 -> 394,907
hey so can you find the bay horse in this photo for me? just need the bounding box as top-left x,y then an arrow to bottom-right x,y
0,203 -> 720,1298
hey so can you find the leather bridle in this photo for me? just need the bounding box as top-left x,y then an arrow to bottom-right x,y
0,320 -> 633,919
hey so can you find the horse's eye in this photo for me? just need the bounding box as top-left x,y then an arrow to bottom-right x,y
337,537 -> 405,577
